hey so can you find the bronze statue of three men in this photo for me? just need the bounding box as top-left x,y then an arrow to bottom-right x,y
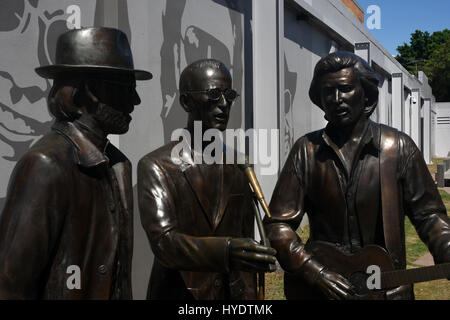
0,27 -> 449,300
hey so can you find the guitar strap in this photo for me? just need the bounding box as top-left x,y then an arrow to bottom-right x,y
379,124 -> 403,269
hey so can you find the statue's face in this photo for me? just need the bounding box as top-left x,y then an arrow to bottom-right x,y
320,67 -> 366,129
86,75 -> 141,135
184,66 -> 234,131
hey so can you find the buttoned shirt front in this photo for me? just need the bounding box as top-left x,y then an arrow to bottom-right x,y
318,121 -> 381,253
265,121 -> 450,275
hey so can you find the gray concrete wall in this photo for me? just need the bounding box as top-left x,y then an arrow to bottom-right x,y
435,102 -> 450,158
287,0 -> 437,162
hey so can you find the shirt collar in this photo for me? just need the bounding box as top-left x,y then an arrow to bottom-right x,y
321,120 -> 380,152
52,121 -> 110,168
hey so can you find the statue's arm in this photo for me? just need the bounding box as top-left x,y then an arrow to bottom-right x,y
0,152 -> 66,299
264,142 -> 308,273
264,139 -> 354,299
137,158 -> 230,273
400,135 -> 450,264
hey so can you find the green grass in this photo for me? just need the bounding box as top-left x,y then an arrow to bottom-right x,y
405,217 -> 428,265
265,190 -> 450,300
412,190 -> 450,300
264,272 -> 285,300
432,158 -> 445,165
265,225 -> 309,300
440,189 -> 450,205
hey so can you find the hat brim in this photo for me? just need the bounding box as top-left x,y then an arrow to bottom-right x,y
35,64 -> 153,80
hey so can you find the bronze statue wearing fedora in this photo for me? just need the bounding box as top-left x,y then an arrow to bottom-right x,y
137,59 -> 276,300
0,27 -> 151,299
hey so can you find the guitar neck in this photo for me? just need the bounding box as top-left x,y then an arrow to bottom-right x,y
381,263 -> 450,289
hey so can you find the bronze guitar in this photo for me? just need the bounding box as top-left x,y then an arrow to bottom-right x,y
284,241 -> 450,300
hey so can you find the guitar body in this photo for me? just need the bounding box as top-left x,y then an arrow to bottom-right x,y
284,241 -> 395,300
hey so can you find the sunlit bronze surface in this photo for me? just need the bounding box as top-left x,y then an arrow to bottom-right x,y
265,51 -> 450,300
138,59 -> 276,300
0,27 -> 151,299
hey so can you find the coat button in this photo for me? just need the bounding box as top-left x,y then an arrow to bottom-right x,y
214,279 -> 222,287
98,265 -> 108,275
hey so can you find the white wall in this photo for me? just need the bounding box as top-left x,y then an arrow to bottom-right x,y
435,102 -> 450,158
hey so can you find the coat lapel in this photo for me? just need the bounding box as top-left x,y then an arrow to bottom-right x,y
111,161 -> 133,215
176,144 -> 236,231
183,164 -> 216,229
105,143 -> 133,216
214,164 -> 234,229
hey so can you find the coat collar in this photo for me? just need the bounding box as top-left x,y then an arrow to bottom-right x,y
52,121 -> 132,217
52,121 -> 113,168
321,120 -> 379,151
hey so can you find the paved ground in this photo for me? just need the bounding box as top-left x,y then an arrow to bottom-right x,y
440,187 -> 450,194
412,253 -> 434,266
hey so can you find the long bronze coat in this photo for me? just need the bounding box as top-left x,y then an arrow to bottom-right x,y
138,142 -> 257,300
0,121 -> 133,299
265,121 -> 450,299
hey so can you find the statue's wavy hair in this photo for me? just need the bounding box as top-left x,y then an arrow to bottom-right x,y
309,51 -> 380,117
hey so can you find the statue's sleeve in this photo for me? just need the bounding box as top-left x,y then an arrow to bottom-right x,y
0,152 -> 66,299
137,157 -> 230,272
400,134 -> 450,264
264,139 -> 309,273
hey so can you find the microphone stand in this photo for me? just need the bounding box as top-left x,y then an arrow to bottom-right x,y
250,191 -> 270,300
239,157 -> 273,300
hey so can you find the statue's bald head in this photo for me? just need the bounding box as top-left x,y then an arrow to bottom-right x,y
179,59 -> 232,93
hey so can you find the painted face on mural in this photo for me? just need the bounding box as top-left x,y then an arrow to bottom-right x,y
0,0 -> 71,199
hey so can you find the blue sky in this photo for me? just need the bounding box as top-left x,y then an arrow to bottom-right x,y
356,0 -> 450,56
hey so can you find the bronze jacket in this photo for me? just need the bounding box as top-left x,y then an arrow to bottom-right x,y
137,142 -> 257,300
0,121 -> 133,299
265,121 -> 450,297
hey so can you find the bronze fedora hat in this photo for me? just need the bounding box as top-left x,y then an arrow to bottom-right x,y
35,27 -> 152,80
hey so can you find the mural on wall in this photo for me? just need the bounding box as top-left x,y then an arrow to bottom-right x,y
0,0 -> 92,211
283,54 -> 297,160
159,0 -> 249,143
0,0 -> 135,214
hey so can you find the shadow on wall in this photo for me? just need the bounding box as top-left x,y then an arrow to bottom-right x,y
0,0 -> 74,210
283,54 -> 298,160
159,0 -> 252,144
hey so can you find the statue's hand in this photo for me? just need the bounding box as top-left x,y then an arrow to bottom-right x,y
315,269 -> 355,300
228,238 -> 277,273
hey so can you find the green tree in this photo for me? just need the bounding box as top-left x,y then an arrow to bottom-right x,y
424,39 -> 450,102
396,29 -> 450,75
396,29 -> 450,101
